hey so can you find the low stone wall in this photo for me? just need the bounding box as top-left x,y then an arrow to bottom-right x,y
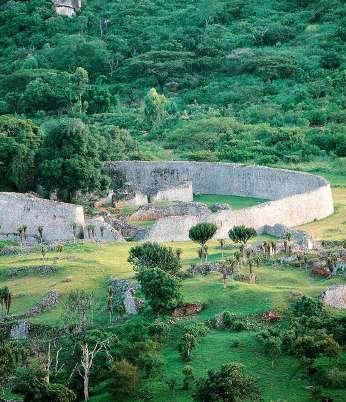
106,161 -> 334,242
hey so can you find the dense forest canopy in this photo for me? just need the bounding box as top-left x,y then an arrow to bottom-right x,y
0,0 -> 345,202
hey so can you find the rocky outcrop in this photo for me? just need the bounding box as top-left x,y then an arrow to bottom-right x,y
172,303 -> 203,318
84,216 -> 123,241
109,218 -> 139,239
108,279 -> 139,315
263,224 -> 314,250
10,320 -> 30,340
53,0 -> 81,17
320,285 -> 346,309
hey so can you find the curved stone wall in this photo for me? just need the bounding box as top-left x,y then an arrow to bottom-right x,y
106,161 -> 334,241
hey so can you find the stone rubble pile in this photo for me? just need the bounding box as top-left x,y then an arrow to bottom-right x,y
7,265 -> 57,278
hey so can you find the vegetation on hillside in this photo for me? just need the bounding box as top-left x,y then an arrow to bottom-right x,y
0,0 -> 345,201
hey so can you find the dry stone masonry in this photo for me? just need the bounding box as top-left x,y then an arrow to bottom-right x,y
0,192 -> 121,243
106,161 -> 334,242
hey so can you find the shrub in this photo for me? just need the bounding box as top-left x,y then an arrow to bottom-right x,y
294,296 -> 324,317
148,319 -> 171,341
254,24 -> 294,46
178,320 -> 210,338
136,268 -> 182,314
320,51 -> 342,69
194,362 -> 261,402
182,365 -> 195,390
179,332 -> 197,360
109,359 -> 139,398
128,242 -> 181,274
317,368 -> 346,389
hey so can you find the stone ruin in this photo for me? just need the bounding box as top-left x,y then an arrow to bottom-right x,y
105,161 -> 334,243
110,169 -> 193,208
0,160 -> 334,245
0,192 -> 122,244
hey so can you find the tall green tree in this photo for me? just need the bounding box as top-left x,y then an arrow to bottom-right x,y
37,118 -> 110,202
0,115 -> 42,192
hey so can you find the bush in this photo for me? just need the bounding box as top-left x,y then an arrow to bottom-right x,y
194,363 -> 261,402
317,368 -> 346,389
294,296 -> 324,317
254,24 -> 294,46
128,242 -> 181,274
148,319 -> 171,341
320,51 -> 342,69
136,268 -> 182,314
178,320 -> 210,338
109,359 -> 139,398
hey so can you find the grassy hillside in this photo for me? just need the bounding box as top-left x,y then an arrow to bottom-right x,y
0,237 -> 345,401
0,0 -> 345,203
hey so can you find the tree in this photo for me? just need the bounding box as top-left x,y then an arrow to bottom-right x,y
179,333 -> 197,361
136,268 -> 181,314
0,115 -> 42,192
0,286 -> 12,315
109,359 -> 139,398
218,239 -> 226,258
38,226 -> 44,242
182,365 -> 195,390
72,67 -> 89,113
128,242 -> 181,275
62,290 -> 94,332
228,225 -> 256,246
194,362 -> 260,402
189,223 -> 217,262
220,259 -> 235,288
37,118 -> 110,202
79,340 -> 108,401
143,88 -> 168,129
13,362 -> 76,402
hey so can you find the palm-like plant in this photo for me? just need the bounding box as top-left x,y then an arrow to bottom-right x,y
176,248 -> 183,260
0,287 -> 12,315
218,239 -> 226,258
38,226 -> 44,242
71,223 -> 78,243
189,222 -> 217,262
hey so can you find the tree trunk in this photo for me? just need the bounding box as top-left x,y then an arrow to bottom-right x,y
84,370 -> 89,401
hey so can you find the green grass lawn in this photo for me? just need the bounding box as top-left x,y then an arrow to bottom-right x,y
299,187 -> 346,240
193,194 -> 268,209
